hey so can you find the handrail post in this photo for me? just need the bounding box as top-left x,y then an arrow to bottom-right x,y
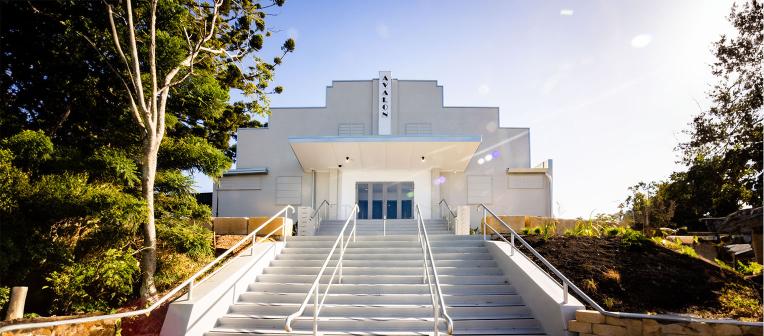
563,282 -> 569,304
383,216 -> 386,236
510,234 -> 515,256
353,211 -> 357,242
482,208 -> 487,241
187,279 -> 194,300
339,234 -> 344,284
313,287 -> 318,335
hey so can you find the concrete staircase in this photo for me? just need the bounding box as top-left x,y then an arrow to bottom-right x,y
316,219 -> 451,236
205,220 -> 545,335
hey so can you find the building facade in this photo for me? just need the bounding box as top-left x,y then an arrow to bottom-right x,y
212,72 -> 553,227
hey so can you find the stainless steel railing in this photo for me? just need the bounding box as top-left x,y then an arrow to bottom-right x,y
284,204 -> 359,334
0,205 -> 296,333
311,200 -> 330,234
415,204 -> 454,335
438,199 -> 457,232
476,203 -> 763,327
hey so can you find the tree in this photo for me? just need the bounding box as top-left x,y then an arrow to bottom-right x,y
678,0 -> 763,209
100,0 -> 294,300
0,0 -> 294,305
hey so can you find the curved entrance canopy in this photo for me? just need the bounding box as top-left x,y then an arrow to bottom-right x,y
288,135 -> 482,172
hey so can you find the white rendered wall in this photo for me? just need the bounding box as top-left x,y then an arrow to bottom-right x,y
338,169 -> 432,219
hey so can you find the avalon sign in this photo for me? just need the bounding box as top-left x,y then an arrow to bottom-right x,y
378,71 -> 392,135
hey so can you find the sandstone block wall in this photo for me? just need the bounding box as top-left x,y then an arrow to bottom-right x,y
568,310 -> 762,336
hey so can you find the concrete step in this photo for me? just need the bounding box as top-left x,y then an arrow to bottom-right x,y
248,283 -> 516,295
316,230 -> 452,236
254,274 -> 509,285
227,303 -> 532,319
262,266 -> 504,276
239,292 -> 523,306
269,259 -> 498,268
279,247 -> 488,255
211,316 -> 542,334
275,252 -> 494,261
284,239 -> 485,248
286,235 -> 481,241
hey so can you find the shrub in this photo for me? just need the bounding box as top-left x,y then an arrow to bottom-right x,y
719,283 -> 761,319
565,219 -> 601,237
652,237 -> 698,258
620,228 -> 647,247
1,130 -> 53,170
155,251 -> 213,292
46,248 -> 138,314
737,261 -> 763,276
157,220 -> 213,259
0,287 -> 9,316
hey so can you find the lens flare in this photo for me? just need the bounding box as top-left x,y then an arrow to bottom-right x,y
484,154 -> 493,162
477,158 -> 485,165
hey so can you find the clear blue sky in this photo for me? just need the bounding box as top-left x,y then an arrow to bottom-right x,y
193,0 -> 735,218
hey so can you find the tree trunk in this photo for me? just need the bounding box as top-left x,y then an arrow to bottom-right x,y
139,136 -> 159,301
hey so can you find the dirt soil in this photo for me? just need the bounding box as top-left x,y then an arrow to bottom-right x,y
514,235 -> 763,321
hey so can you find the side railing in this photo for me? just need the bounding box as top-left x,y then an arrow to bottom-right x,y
0,205 -> 296,333
311,200 -> 330,234
476,203 -> 763,327
285,204 -> 359,334
438,199 -> 457,232
415,204 -> 454,335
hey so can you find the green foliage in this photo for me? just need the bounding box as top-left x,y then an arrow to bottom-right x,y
0,0 -> 293,315
564,218 -> 601,237
157,220 -> 213,259
46,249 -> 138,314
736,261 -> 763,276
0,287 -> 9,316
159,136 -> 232,178
88,147 -> 140,187
1,130 -> 54,170
715,259 -> 763,276
619,229 -> 647,248
719,283 -> 762,319
652,237 -> 698,258
154,252 -> 213,292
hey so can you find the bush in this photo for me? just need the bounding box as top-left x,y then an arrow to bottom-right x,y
652,237 -> 698,258
46,249 -> 138,314
0,287 -> 9,316
157,220 -> 213,259
737,261 -> 763,276
1,130 -> 53,170
619,228 -> 647,247
155,252 -> 213,292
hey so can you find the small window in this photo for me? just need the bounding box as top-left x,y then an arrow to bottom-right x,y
404,123 -> 432,135
467,175 -> 492,204
338,123 -> 365,136
276,176 -> 302,205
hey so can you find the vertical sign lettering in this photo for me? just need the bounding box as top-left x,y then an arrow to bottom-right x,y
378,71 -> 392,135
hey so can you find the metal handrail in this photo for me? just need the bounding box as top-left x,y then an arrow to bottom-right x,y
0,205 -> 296,333
476,203 -> 763,327
285,204 -> 359,334
415,204 -> 454,335
311,200 -> 330,234
438,199 -> 457,232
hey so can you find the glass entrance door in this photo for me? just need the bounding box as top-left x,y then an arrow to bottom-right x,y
356,182 -> 414,219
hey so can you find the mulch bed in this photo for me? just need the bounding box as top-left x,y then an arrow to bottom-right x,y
511,235 -> 762,321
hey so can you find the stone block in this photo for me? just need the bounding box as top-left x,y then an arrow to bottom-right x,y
740,325 -> 763,336
662,323 -> 696,335
712,324 -> 742,336
569,320 -> 593,334
593,323 -> 627,336
643,319 -> 661,336
577,310 -> 606,324
686,322 -> 714,335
